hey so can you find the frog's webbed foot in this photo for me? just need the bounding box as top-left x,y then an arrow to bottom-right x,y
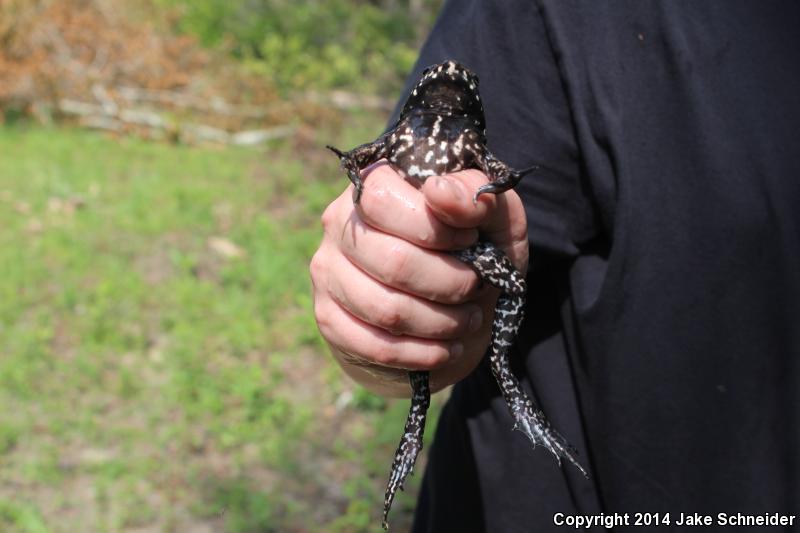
326,137 -> 389,204
472,150 -> 538,204
509,388 -> 590,479
382,370 -> 431,530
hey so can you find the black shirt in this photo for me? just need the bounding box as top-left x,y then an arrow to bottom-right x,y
403,2 -> 800,531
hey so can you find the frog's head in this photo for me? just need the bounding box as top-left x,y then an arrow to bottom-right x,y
400,60 -> 484,121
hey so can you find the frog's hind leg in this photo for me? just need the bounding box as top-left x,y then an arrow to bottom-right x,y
381,370 -> 431,530
490,293 -> 589,479
326,137 -> 389,204
452,242 -> 589,479
472,150 -> 538,204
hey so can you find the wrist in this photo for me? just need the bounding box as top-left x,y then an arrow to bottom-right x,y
333,346 -> 413,398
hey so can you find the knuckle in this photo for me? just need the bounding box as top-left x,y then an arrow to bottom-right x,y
381,243 -> 411,287
375,295 -> 407,333
372,348 -> 398,367
313,301 -> 333,338
320,202 -> 338,233
308,250 -> 326,282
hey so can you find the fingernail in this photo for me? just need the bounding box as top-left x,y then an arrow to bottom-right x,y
450,342 -> 464,359
435,176 -> 463,200
468,308 -> 483,332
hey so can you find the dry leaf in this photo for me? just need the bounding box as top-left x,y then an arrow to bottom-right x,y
207,236 -> 246,259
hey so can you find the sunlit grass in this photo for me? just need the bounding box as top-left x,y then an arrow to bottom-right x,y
0,122 -> 438,532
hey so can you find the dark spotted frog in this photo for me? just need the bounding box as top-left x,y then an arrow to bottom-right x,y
327,60 -> 588,529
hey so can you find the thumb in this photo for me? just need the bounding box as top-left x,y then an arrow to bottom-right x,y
422,170 -> 529,273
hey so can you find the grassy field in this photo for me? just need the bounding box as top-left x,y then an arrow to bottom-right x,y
0,120 -> 442,532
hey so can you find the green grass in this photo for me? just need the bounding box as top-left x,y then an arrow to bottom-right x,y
0,122 -> 442,532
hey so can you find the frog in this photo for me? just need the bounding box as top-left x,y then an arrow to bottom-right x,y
326,59 -> 588,530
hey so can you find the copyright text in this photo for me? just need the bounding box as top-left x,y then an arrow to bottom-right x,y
553,512 -> 796,529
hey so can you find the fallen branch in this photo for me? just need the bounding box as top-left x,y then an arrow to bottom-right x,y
304,89 -> 395,112
115,86 -> 272,119
57,97 -> 295,146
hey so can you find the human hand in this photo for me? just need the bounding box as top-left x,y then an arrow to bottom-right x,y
310,162 -> 528,397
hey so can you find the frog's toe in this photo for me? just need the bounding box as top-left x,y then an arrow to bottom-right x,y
326,144 -> 345,158
513,409 -> 589,479
352,182 -> 364,204
472,182 -> 498,204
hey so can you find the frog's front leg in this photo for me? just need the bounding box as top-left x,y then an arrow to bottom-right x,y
326,136 -> 389,204
382,370 -> 430,530
472,150 -> 539,204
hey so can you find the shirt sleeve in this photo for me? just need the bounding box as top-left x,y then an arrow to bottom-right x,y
394,0 -> 600,257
